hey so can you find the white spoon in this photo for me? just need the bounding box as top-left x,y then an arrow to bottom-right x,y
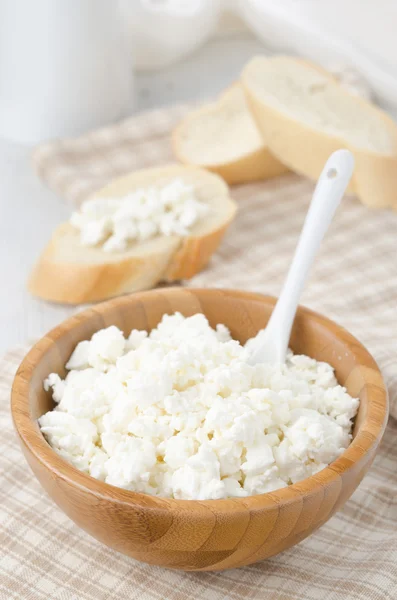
248,149 -> 355,365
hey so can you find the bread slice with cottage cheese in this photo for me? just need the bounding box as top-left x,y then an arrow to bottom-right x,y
172,84 -> 288,185
28,165 -> 237,304
241,55 -> 397,209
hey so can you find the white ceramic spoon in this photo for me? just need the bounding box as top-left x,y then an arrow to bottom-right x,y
248,149 -> 355,365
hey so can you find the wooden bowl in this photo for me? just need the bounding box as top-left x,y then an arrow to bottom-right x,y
11,288 -> 388,571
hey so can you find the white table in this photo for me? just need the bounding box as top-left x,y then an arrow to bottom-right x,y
0,34 -> 266,355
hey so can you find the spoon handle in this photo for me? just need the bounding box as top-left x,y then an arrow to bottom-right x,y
262,149 -> 354,363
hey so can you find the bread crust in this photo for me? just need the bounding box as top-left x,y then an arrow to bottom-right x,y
28,166 -> 237,304
165,217 -> 233,281
28,225 -> 178,304
242,56 -> 397,208
172,85 -> 288,185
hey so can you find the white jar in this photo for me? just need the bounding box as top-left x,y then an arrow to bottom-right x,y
0,0 -> 133,144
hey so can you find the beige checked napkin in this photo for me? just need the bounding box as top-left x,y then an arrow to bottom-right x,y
1,103 -> 396,599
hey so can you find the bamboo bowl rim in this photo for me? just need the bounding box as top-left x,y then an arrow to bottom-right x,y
12,288 -> 388,514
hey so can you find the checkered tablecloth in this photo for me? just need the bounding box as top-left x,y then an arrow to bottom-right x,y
1,102 -> 396,599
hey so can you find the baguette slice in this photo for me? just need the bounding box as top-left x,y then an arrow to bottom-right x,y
242,56 -> 397,209
173,84 -> 288,185
28,165 -> 237,304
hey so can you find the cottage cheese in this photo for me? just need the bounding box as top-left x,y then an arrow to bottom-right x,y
70,179 -> 209,252
39,313 -> 359,500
